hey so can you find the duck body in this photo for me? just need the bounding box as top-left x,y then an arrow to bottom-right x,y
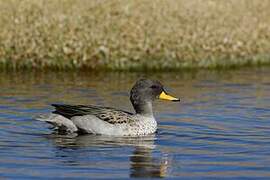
39,104 -> 157,136
36,79 -> 179,137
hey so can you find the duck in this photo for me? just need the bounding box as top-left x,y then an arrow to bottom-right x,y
36,79 -> 180,136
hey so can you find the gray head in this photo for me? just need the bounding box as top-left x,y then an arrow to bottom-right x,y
130,79 -> 180,115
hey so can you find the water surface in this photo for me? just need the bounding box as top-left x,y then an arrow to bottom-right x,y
0,68 -> 270,178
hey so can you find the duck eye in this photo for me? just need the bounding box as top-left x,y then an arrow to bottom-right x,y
150,85 -> 159,89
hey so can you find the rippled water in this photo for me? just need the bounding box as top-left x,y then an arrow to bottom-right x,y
0,68 -> 270,178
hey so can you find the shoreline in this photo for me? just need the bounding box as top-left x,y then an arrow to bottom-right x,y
1,0 -> 270,71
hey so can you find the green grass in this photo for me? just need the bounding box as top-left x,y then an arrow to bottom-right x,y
0,0 -> 270,71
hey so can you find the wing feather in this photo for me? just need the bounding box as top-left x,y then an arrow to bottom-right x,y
52,104 -> 134,124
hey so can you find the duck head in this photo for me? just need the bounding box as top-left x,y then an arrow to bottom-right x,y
130,79 -> 180,116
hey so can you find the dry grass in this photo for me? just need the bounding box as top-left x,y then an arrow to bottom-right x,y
0,0 -> 270,70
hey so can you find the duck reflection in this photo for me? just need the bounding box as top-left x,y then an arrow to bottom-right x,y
48,133 -> 170,178
130,145 -> 170,178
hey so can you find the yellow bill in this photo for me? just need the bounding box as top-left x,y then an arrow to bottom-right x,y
159,91 -> 180,102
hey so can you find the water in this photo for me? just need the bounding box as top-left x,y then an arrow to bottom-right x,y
0,68 -> 270,178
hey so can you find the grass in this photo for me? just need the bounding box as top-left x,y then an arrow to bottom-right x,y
0,0 -> 270,71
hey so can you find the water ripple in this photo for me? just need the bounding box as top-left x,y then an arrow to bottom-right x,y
0,69 -> 270,178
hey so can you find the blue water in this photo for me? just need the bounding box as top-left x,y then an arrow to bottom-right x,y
0,68 -> 270,178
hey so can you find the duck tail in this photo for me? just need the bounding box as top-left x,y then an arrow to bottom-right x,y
35,113 -> 78,133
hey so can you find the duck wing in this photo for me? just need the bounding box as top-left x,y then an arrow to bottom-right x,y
52,104 -> 135,124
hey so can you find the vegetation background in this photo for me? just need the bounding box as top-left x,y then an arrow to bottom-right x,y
0,0 -> 270,71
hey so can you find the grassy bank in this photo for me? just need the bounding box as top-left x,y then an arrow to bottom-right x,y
0,0 -> 270,71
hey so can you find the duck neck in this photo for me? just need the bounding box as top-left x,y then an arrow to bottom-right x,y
133,101 -> 154,117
